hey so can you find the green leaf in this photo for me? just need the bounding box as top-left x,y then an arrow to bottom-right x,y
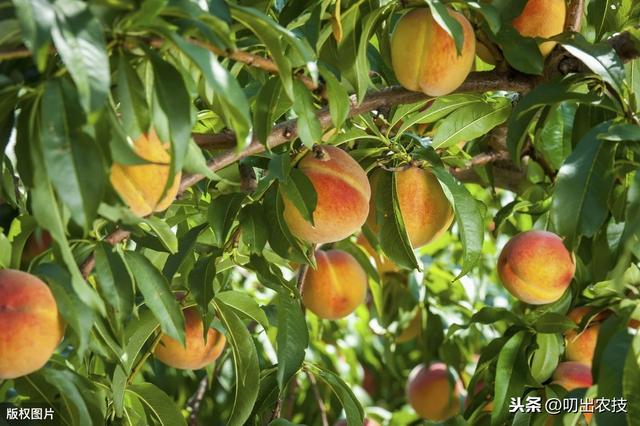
394,94 -> 484,138
320,66 -> 350,129
551,122 -> 616,248
34,263 -> 95,356
432,167 -> 484,277
494,27 -> 544,75
492,331 -> 530,425
230,4 -> 318,89
279,169 -> 317,225
529,333 -> 561,383
117,54 -> 149,140
556,32 -> 626,96
238,204 -> 268,254
291,80 -> 322,148
276,290 -> 308,390
307,364 -> 364,426
51,0 -> 110,113
164,32 -> 251,150
0,232 -> 11,268
163,223 -> 207,280
27,105 -> 106,315
213,298 -> 260,426
595,327 -> 634,424
425,0 -> 464,53
41,369 -> 92,426
148,51 -> 192,181
623,334 -> 640,425
507,75 -> 599,163
125,252 -> 185,345
94,243 -> 134,330
127,383 -> 187,426
41,79 -> 105,230
254,77 -> 285,146
189,254 -> 217,316
265,187 -> 312,264
143,216 -> 179,253
13,0 -> 55,71
538,102 -> 576,169
375,171 -> 419,270
432,98 -> 512,149
208,193 -> 245,247
215,291 -> 269,329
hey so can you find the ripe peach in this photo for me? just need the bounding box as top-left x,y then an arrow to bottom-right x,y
21,230 -> 52,265
497,230 -> 575,305
552,362 -> 593,391
406,362 -> 463,421
356,234 -> 397,274
368,167 -> 454,249
110,131 -> 181,217
0,269 -> 64,379
282,146 -> 371,244
391,8 -> 476,96
301,249 -> 368,320
565,307 -> 601,366
154,307 -> 226,370
512,0 -> 566,56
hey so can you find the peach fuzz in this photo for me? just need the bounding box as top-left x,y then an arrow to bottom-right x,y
282,146 -> 371,244
110,131 -> 181,217
406,362 -> 463,421
356,234 -> 397,274
391,8 -> 476,96
0,269 -> 64,379
154,307 -> 226,370
512,0 -> 566,56
301,249 -> 368,320
497,230 -> 575,305
368,167 -> 454,249
565,307 -> 601,366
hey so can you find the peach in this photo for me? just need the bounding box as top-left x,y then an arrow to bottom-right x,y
406,362 -> 463,421
497,230 -> 575,305
282,146 -> 371,244
154,307 -> 226,370
565,307 -> 601,366
512,0 -> 566,56
391,8 -> 476,96
466,380 -> 493,412
0,269 -> 64,379
21,230 -> 52,265
552,361 -> 593,391
301,249 -> 368,320
356,234 -> 397,274
110,131 -> 181,217
368,167 -> 454,249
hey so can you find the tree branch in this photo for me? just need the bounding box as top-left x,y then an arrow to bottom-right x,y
305,370 -> 329,426
186,376 -> 209,426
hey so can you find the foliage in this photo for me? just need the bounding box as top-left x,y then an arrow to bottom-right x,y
0,0 -> 639,425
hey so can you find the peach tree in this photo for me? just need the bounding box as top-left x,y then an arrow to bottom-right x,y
0,0 -> 639,425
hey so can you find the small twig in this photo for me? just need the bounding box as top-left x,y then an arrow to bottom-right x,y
305,370 -> 329,426
80,228 -> 131,278
297,263 -> 310,298
564,0 -> 585,33
269,399 -> 282,423
283,378 -> 299,420
187,376 -> 209,426
127,331 -> 163,384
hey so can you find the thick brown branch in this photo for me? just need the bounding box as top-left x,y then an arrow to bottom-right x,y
564,0 -> 585,33
179,71 -> 536,192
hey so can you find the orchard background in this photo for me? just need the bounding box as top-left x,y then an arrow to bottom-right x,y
0,0 -> 640,425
